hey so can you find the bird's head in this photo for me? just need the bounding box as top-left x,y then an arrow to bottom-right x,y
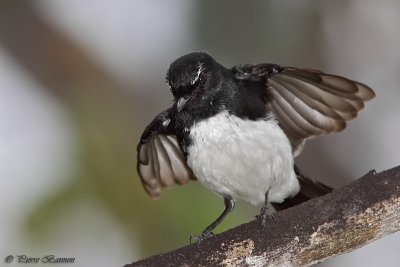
166,52 -> 223,112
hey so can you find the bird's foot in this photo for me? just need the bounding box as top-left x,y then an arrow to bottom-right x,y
190,230 -> 215,244
256,205 -> 275,227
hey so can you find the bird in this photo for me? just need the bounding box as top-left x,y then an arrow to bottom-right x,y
136,52 -> 375,242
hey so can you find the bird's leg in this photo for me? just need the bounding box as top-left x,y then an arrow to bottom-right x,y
256,190 -> 274,227
190,195 -> 235,243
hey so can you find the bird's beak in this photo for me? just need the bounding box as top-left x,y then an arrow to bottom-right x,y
177,96 -> 189,112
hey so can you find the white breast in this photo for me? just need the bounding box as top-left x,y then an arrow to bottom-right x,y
187,112 -> 299,206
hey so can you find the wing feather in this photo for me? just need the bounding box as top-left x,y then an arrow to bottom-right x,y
161,135 -> 194,185
270,78 -> 346,120
271,101 -> 310,139
272,88 -> 323,135
137,134 -> 195,199
268,68 -> 375,142
150,139 -> 161,180
153,135 -> 175,187
273,74 -> 358,112
270,79 -> 345,132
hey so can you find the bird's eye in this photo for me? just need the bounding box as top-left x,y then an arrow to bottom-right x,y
198,72 -> 207,86
199,74 -> 205,84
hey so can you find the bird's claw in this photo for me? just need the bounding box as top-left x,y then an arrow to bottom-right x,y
190,230 -> 215,244
256,206 -> 275,227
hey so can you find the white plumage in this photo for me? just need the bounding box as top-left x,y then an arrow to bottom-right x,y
187,111 -> 300,206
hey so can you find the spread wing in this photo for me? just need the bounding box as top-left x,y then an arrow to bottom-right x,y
137,108 -> 195,199
232,64 -> 375,150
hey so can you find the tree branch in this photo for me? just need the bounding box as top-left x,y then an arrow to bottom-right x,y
125,165 -> 400,267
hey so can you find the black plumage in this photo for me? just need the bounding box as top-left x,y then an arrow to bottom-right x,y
136,52 -> 375,240
138,52 -> 374,197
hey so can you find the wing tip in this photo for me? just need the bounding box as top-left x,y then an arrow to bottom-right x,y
144,185 -> 161,199
355,82 -> 376,101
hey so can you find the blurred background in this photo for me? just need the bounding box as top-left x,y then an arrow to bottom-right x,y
1,0 -> 399,266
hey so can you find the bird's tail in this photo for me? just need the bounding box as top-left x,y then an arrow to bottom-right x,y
272,165 -> 333,211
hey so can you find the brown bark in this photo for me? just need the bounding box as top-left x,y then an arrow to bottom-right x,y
126,166 -> 400,267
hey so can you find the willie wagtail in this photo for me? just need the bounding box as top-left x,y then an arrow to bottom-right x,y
136,52 -> 375,241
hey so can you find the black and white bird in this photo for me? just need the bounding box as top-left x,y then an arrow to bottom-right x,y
136,52 -> 375,241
